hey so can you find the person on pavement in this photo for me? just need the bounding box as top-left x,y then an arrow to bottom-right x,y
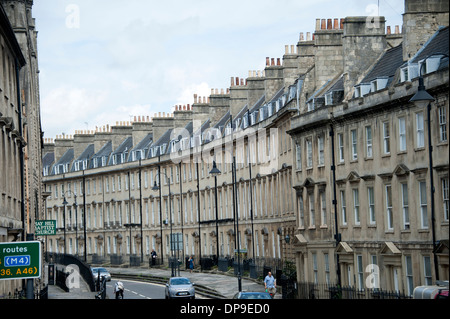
264,271 -> 276,297
188,256 -> 194,273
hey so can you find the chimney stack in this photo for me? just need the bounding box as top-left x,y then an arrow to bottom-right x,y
402,0 -> 449,60
342,16 -> 386,100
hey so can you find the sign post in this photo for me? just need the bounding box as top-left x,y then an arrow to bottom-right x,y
0,241 -> 41,281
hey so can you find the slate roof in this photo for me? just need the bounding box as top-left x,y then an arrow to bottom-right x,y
132,133 -> 153,152
362,44 -> 404,83
411,26 -> 449,64
71,144 -> 95,171
42,152 -> 55,169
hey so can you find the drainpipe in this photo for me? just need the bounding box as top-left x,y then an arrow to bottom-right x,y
15,60 -> 26,241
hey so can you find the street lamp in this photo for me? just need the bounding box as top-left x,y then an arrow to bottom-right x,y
61,190 -> 76,255
152,173 -> 176,277
409,61 -> 438,281
62,197 -> 68,255
209,160 -> 221,263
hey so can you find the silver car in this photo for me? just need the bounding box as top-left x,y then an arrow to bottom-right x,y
91,267 -> 111,282
165,277 -> 195,299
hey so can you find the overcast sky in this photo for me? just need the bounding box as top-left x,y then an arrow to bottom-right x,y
33,0 -> 404,139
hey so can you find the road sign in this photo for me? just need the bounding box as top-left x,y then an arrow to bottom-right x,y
0,241 -> 41,280
35,220 -> 57,236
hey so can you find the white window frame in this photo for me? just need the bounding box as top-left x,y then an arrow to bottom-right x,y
351,129 -> 358,161
295,142 -> 302,170
320,190 -> 327,226
318,135 -> 324,166
368,187 -> 375,224
340,190 -> 347,226
386,185 -> 393,230
438,106 -> 447,142
306,138 -> 313,168
416,112 -> 425,148
442,177 -> 449,222
419,181 -> 428,229
399,117 -> 407,152
383,122 -> 390,154
401,183 -> 410,230
308,193 -> 315,227
353,188 -> 360,225
365,126 -> 373,158
338,133 -> 344,163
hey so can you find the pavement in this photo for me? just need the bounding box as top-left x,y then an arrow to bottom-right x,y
47,264 -> 279,300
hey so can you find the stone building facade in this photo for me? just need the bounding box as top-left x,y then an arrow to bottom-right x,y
288,0 -> 448,296
0,0 -> 44,298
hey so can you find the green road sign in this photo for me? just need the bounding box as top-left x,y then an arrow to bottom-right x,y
0,241 -> 41,280
35,220 -> 57,236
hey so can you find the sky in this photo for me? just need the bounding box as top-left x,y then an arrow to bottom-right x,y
33,0 -> 405,139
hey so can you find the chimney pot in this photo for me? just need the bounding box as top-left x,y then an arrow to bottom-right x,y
327,18 -> 332,29
321,19 -> 326,30
277,58 -> 281,66
315,19 -> 321,31
266,57 -> 270,66
300,32 -> 304,41
395,25 -> 400,34
271,58 -> 275,66
285,45 -> 289,54
307,32 -> 311,41
333,18 -> 338,29
387,26 -> 391,34
291,45 -> 295,54
340,18 -> 344,29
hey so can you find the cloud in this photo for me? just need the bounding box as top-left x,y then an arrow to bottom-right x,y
34,0 -> 405,138
41,86 -> 108,136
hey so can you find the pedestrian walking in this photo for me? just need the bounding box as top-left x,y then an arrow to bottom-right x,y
151,249 -> 157,266
264,271 -> 276,298
188,256 -> 194,273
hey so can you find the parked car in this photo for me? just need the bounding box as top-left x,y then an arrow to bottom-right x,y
413,281 -> 449,299
165,277 -> 195,299
233,291 -> 272,299
91,267 -> 111,282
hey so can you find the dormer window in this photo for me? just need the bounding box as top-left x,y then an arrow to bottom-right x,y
325,92 -> 333,106
268,103 -> 274,117
419,55 -> 444,75
242,116 -> 248,129
370,77 -> 389,93
93,157 -> 99,168
354,83 -> 371,98
181,137 -> 189,150
400,64 -> 418,82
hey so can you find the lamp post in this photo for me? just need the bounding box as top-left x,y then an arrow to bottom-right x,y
62,197 -> 68,255
73,194 -> 78,256
62,190 -> 76,255
409,63 -> 439,281
209,160 -> 221,262
152,172 -> 176,277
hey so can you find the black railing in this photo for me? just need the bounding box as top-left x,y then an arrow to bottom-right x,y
298,282 -> 412,300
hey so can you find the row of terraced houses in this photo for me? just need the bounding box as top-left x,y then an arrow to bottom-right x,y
40,0 -> 449,297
